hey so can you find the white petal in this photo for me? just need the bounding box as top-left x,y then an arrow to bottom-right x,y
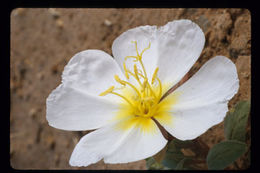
69,121 -> 129,167
156,19 -> 205,87
174,56 -> 239,107
112,25 -> 159,81
104,120 -> 167,164
112,20 -> 205,88
46,84 -> 119,131
155,56 -> 239,140
62,49 -> 126,102
69,118 -> 167,167
162,102 -> 229,140
46,50 -> 127,131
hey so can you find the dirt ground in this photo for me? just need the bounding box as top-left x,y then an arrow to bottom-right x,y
10,8 -> 251,170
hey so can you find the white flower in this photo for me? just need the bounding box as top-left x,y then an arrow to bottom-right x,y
46,19 -> 239,167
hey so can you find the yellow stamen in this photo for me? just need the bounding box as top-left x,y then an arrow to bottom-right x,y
139,60 -> 148,78
126,69 -> 143,87
114,75 -> 142,98
114,75 -> 126,86
156,76 -> 163,99
131,41 -> 140,57
100,41 -> 175,134
123,80 -> 142,98
152,67 -> 159,84
138,70 -> 145,78
123,62 -> 129,79
133,64 -> 140,81
111,91 -> 134,107
99,86 -> 115,96
146,82 -> 157,99
141,97 -> 154,102
140,42 -> 151,57
125,55 -> 139,62
142,78 -> 148,93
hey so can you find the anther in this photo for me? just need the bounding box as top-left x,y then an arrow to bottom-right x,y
99,86 -> 115,96
110,91 -> 134,107
123,63 -> 129,79
114,75 -> 142,98
142,78 -> 148,92
114,75 -> 126,86
125,56 -> 138,62
152,67 -> 159,84
134,64 -> 139,80
140,42 -> 151,57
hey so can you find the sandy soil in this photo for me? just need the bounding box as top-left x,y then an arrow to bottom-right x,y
10,8 -> 251,170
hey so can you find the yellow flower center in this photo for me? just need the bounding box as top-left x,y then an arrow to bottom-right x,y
99,41 -> 177,133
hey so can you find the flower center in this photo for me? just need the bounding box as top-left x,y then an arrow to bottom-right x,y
99,41 -> 163,119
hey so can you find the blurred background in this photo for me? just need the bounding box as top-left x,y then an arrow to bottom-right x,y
10,8 -> 251,170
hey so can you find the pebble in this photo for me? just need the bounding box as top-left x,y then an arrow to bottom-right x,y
46,135 -> 55,150
104,19 -> 112,26
29,108 -> 37,118
36,72 -> 44,80
48,8 -> 60,19
56,19 -> 64,28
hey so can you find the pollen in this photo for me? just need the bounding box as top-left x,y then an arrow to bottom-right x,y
100,41 -> 177,133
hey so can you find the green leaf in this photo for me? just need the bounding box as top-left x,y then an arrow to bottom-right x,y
153,144 -> 168,163
146,157 -> 165,170
162,153 -> 182,169
224,101 -> 250,142
207,140 -> 247,170
146,157 -> 154,168
147,139 -> 193,170
172,138 -> 193,148
175,158 -> 187,170
162,140 -> 187,169
167,140 -> 183,153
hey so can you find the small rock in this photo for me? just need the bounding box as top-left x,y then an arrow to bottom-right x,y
36,72 -> 44,80
48,8 -> 60,19
29,108 -> 37,118
46,135 -> 55,150
104,19 -> 112,26
56,19 -> 64,29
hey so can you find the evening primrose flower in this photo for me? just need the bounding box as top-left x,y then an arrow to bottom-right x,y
46,19 -> 239,167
